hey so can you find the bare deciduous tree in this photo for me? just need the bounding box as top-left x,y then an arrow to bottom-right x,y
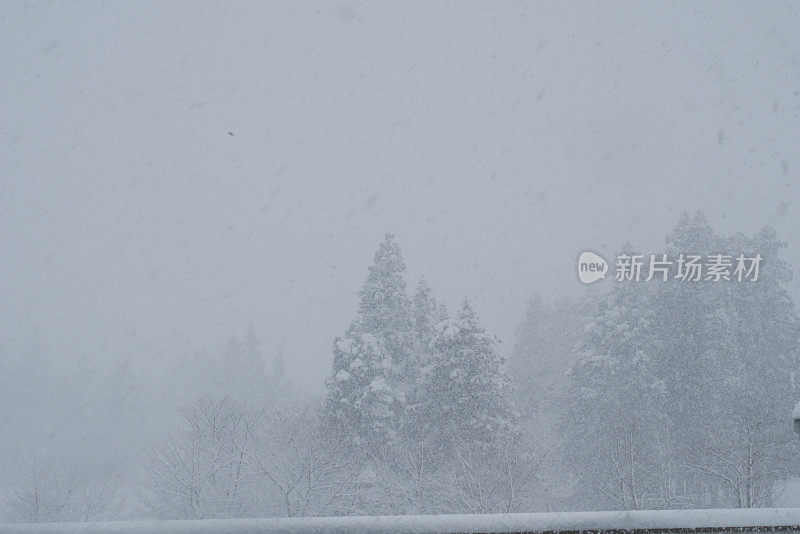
250,406 -> 353,517
8,458 -> 121,522
685,401 -> 796,508
8,460 -> 78,522
426,437 -> 543,514
142,397 -> 261,519
76,473 -> 122,522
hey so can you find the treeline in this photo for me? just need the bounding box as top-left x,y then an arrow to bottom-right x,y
131,234 -> 539,518
0,325 -> 295,521
514,212 -> 800,510
4,213 -> 800,521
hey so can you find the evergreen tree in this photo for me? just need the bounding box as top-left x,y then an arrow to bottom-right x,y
323,233 -> 413,450
212,325 -> 267,404
404,277 -> 441,439
417,299 -> 516,449
564,212 -> 800,509
412,277 -> 438,349
435,302 -> 449,323
565,264 -> 663,509
324,326 -> 404,449
356,233 -> 413,369
510,294 -> 586,418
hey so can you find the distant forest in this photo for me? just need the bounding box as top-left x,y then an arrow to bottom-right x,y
2,211 -> 799,521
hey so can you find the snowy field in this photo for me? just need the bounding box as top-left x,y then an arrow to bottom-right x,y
3,508 -> 800,534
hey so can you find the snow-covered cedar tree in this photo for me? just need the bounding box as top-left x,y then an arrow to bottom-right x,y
355,232 -> 413,369
324,326 -> 405,450
415,299 -> 517,450
403,277 -> 445,432
323,233 -> 414,452
412,277 -> 439,350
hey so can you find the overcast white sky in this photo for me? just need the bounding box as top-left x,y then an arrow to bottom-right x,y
2,1 -> 799,389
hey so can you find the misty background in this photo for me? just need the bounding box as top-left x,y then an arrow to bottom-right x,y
2,0 -> 800,521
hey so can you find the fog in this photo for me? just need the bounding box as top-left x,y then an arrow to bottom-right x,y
2,1 -> 800,523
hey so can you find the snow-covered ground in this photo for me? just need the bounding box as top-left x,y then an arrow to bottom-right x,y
776,478 -> 800,508
3,508 -> 800,534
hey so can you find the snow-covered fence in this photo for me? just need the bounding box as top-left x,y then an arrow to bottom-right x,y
2,508 -> 800,534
